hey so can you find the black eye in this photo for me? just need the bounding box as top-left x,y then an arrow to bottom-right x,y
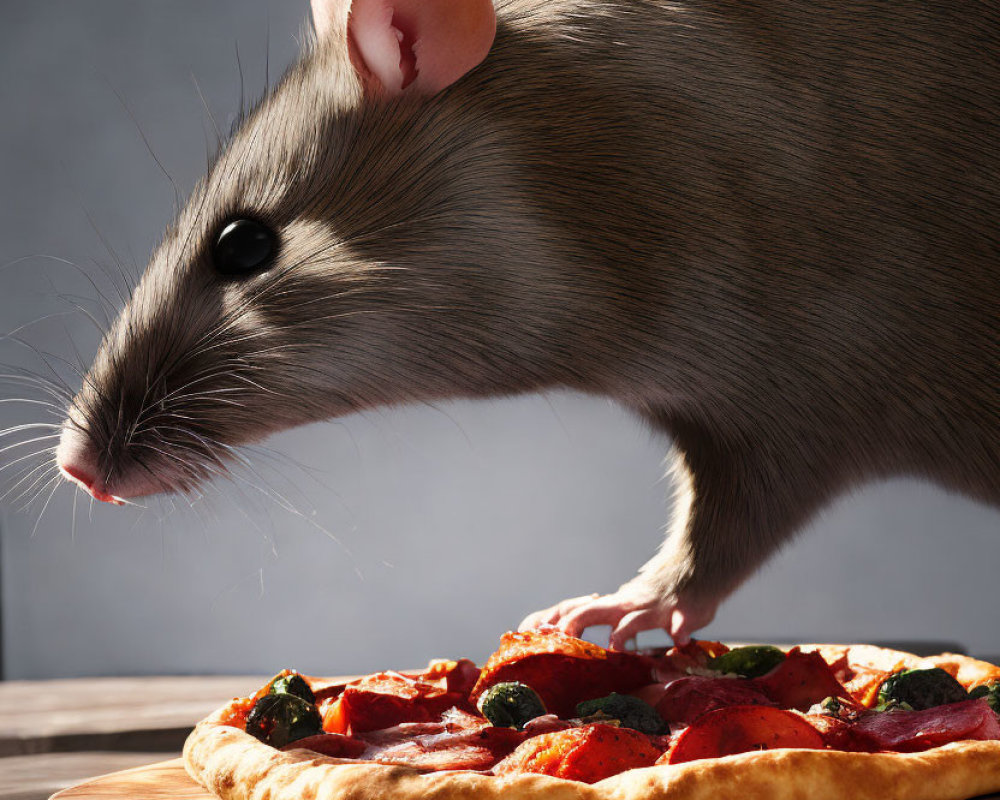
213,219 -> 276,276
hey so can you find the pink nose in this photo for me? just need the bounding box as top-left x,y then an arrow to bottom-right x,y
56,427 -> 123,505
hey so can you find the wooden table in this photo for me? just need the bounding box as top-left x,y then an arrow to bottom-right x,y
0,676 -> 268,800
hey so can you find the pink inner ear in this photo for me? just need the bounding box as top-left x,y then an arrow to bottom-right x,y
348,0 -> 408,93
348,0 -> 496,96
391,11 -> 419,90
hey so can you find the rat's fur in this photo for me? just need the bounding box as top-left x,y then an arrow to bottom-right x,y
63,0 -> 999,639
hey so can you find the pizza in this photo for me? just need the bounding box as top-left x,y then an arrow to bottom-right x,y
183,629 -> 1000,800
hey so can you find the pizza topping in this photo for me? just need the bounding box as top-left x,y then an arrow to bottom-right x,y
755,648 -> 850,711
279,732 -> 368,759
664,705 -> 825,764
876,667 -> 969,711
969,681 -> 1000,714
844,664 -> 900,707
494,723 -> 662,783
436,658 -> 482,695
269,673 -> 316,704
353,712 -> 525,771
575,692 -> 668,735
217,696 -> 255,728
415,658 -> 483,695
470,630 -> 653,717
646,676 -> 777,725
812,694 -> 867,721
245,692 -> 324,748
652,640 -> 731,681
478,682 -> 547,730
707,645 -> 786,679
803,713 -> 880,752
359,720 -> 458,745
368,740 -> 512,772
852,698 -> 1000,752
521,714 -> 577,735
221,633 -> 1000,784
322,671 -> 473,734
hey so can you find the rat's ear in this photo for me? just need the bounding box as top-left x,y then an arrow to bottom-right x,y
314,0 -> 496,96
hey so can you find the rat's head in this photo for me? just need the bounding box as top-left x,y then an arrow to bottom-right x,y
55,0 -> 542,503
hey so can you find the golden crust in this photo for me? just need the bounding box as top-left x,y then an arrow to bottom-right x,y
184,646 -> 1000,800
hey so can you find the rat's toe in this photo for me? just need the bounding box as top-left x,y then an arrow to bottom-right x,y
518,593 -> 599,631
667,599 -> 720,646
555,595 -> 634,637
609,606 -> 672,650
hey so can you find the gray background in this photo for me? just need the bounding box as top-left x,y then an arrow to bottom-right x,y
1,1 -> 997,680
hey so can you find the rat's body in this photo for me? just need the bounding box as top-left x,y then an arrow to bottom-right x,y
55,0 -> 999,644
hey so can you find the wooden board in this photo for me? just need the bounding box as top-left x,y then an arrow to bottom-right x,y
49,759 -> 210,800
0,752 -> 171,800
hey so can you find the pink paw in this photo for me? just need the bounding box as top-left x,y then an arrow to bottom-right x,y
518,588 -> 717,650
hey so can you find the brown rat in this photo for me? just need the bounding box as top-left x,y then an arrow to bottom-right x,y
53,0 -> 999,646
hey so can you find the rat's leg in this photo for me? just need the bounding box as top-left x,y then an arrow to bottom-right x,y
520,429 -> 835,648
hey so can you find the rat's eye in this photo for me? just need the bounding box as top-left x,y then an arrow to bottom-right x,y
213,219 -> 276,276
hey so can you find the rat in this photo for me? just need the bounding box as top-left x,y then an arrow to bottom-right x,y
53,0 -> 999,648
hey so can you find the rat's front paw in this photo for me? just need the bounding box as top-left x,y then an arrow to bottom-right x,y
519,585 -> 718,649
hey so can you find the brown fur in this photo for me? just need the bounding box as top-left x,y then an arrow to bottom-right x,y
66,0 -> 999,635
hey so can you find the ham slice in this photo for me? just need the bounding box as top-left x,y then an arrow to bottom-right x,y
853,699 -> 1000,752
289,708 -> 523,771
358,710 -> 524,771
281,733 -> 368,758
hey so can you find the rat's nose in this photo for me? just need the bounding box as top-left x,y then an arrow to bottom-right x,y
55,426 -> 123,505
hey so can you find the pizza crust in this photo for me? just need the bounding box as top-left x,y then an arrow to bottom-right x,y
184,647 -> 1000,800
184,713 -> 600,800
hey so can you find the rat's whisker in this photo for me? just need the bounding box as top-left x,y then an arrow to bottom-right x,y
110,85 -> 183,212
0,371 -> 74,401
128,362 -> 240,425
0,398 -> 66,414
0,445 -> 59,477
8,462 -> 60,508
55,293 -> 112,337
0,433 -> 62,457
28,473 -> 64,536
2,253 -> 122,318
218,445 -> 355,559
2,310 -> 86,340
0,460 -> 58,504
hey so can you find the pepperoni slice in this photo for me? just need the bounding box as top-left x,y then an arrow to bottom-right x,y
495,723 -> 662,783
755,648 -> 849,711
666,705 -> 825,764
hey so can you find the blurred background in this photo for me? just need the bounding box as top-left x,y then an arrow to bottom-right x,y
1,0 -> 998,682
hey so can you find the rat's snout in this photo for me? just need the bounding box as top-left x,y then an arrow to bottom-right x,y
55,412 -> 179,504
55,424 -> 124,505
